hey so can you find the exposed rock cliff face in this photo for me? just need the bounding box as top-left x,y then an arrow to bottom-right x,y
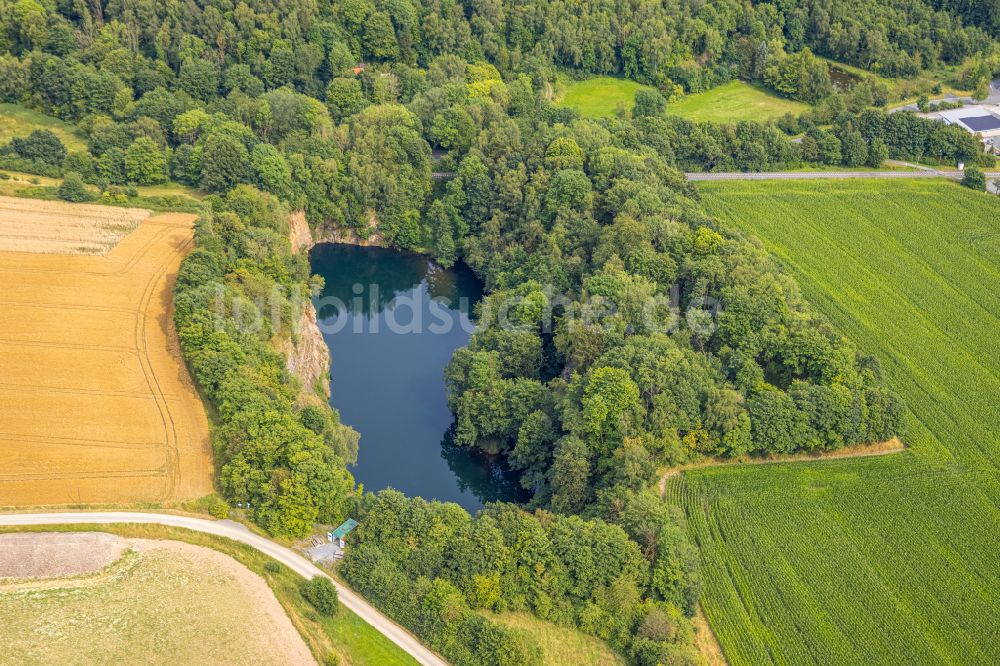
286,301 -> 331,400
288,211 -> 314,254
283,211 -> 386,401
284,212 -> 331,400
312,210 -> 385,247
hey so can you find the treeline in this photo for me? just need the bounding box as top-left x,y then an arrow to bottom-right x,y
0,0 -> 993,121
342,489 -> 702,666
661,107 -> 995,172
757,0 -> 993,76
174,186 -> 358,537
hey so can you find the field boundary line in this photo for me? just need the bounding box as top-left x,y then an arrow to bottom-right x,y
659,438 -> 906,497
0,470 -> 167,482
0,339 -> 138,353
0,300 -> 136,314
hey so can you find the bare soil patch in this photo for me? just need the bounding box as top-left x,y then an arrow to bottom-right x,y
0,207 -> 213,506
0,195 -> 149,255
0,532 -> 128,579
0,534 -> 316,665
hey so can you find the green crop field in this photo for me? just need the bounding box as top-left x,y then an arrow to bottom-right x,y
670,179 -> 1000,664
0,103 -> 88,151
664,81 -> 808,122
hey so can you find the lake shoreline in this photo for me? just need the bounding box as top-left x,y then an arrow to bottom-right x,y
306,236 -> 525,511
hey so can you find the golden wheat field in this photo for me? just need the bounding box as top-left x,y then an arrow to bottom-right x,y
0,201 -> 213,507
0,195 -> 150,255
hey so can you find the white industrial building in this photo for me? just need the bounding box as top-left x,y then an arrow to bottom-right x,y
929,105 -> 1000,154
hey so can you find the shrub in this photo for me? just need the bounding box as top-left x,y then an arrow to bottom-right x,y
633,89 -> 666,117
263,561 -> 281,574
961,166 -> 986,191
10,130 -> 66,166
57,172 -> 92,202
301,576 -> 339,615
207,495 -> 230,518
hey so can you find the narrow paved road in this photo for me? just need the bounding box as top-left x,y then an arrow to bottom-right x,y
889,79 -> 1000,112
686,168 -> 1000,193
0,512 -> 446,666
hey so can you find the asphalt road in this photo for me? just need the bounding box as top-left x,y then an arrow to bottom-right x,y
890,79 -> 1000,112
0,511 -> 447,666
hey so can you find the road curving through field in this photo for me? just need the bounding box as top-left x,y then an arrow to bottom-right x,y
0,511 -> 448,666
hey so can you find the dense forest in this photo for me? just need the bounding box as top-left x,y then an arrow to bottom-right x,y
8,0 -> 993,662
2,0 -> 998,111
343,490 -> 702,665
435,98 -> 905,511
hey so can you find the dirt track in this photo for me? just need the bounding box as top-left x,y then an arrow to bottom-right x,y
0,211 -> 213,506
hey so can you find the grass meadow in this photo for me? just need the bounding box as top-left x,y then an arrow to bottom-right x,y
0,103 -> 88,151
671,179 -> 1000,664
556,75 -> 650,118
663,81 -> 808,122
489,612 -> 626,666
557,77 -> 808,122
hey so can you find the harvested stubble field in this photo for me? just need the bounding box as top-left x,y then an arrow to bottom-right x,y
0,195 -> 150,255
0,202 -> 212,506
0,532 -> 315,665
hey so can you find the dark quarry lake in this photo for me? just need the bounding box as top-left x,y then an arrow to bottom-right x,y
310,243 -> 527,512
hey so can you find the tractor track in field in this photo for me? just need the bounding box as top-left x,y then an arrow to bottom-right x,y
0,208 -> 212,506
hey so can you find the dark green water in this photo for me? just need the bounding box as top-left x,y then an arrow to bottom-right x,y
310,243 -> 527,511
828,66 -> 860,92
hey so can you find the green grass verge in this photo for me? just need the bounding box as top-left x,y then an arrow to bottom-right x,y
670,179 -> 1000,664
0,103 -> 88,151
0,523 -> 417,666
664,81 -> 809,123
0,170 -> 204,213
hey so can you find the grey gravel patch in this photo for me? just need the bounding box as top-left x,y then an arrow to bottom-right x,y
0,532 -> 127,579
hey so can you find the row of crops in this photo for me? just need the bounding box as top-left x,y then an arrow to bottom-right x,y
678,180 -> 1000,663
